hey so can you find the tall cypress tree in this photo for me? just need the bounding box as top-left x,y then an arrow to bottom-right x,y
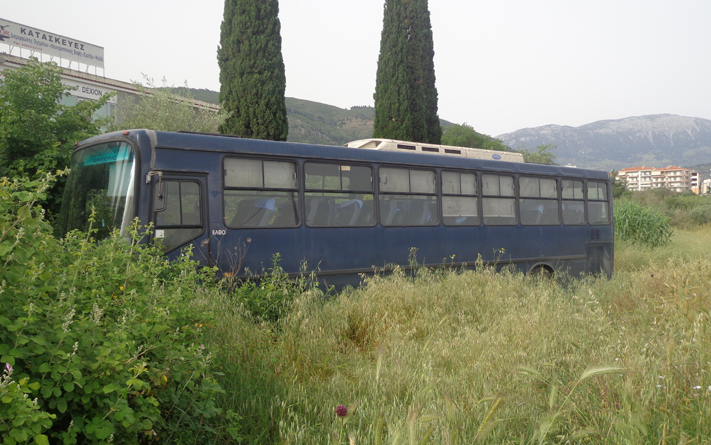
218,0 -> 288,141
373,0 -> 442,144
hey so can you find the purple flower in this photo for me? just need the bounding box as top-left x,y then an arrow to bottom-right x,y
4,363 -> 12,374
336,405 -> 347,418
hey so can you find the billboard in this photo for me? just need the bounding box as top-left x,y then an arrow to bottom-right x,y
0,18 -> 104,69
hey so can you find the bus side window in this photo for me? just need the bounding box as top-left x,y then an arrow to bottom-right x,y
304,162 -> 375,227
519,176 -> 559,225
379,167 -> 438,227
482,174 -> 516,225
561,179 -> 585,225
223,158 -> 300,228
154,181 -> 203,252
442,171 -> 479,226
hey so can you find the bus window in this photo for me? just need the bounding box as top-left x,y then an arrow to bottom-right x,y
482,174 -> 516,225
519,176 -> 559,225
379,167 -> 438,226
442,171 -> 478,226
154,181 -> 203,252
587,181 -> 610,225
561,179 -> 585,225
58,141 -> 137,239
223,158 -> 299,228
304,163 -> 375,227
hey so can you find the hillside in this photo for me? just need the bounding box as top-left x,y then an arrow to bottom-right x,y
179,88 -> 453,146
496,114 -> 711,171
284,99 -> 376,145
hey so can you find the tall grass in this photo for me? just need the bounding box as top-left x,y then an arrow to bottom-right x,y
201,228 -> 711,443
615,199 -> 673,247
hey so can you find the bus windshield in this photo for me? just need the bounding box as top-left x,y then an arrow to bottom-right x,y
58,141 -> 137,239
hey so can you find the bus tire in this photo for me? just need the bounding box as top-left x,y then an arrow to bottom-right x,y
529,265 -> 553,279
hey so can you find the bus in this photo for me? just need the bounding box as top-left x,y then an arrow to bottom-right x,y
58,130 -> 613,288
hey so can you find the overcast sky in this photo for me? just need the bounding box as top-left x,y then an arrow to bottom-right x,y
3,0 -> 711,136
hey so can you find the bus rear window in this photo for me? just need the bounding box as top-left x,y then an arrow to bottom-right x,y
587,181 -> 610,225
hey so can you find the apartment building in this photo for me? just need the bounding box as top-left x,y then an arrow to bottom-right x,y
618,165 -> 700,193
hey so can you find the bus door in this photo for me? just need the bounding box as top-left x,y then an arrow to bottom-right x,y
150,174 -> 210,265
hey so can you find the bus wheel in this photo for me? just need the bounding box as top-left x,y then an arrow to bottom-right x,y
529,266 -> 553,279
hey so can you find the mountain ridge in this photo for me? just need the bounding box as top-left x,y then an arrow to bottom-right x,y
496,114 -> 711,171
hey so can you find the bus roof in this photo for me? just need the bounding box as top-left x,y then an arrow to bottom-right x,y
75,130 -> 608,180
344,138 -> 525,163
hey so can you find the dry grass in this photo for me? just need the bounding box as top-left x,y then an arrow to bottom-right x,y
203,227 -> 711,444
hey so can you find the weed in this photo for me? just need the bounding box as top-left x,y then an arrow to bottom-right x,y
615,199 -> 673,247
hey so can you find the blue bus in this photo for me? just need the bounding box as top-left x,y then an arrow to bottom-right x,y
58,130 -> 613,288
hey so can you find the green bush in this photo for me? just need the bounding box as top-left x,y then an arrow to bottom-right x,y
689,205 -> 711,225
620,189 -> 711,229
0,174 -> 224,443
614,199 -> 673,247
229,254 -> 316,324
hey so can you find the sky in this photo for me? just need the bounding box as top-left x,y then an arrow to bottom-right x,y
3,0 -> 711,136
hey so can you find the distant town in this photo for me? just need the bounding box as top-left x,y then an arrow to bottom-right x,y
618,166 -> 709,194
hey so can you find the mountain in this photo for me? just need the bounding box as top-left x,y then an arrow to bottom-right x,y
496,114 -> 711,171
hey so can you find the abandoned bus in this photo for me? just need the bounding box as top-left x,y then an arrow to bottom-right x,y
58,130 -> 613,288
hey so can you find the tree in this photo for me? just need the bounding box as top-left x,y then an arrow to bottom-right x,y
373,0 -> 441,144
441,123 -> 507,151
0,59 -> 111,216
218,0 -> 288,141
610,170 -> 628,199
112,75 -> 225,133
520,143 -> 557,164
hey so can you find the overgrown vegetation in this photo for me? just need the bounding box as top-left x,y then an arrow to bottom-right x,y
200,232 -> 711,443
226,253 -> 314,325
617,187 -> 711,229
0,174 -> 227,444
112,75 -> 226,133
614,200 -> 673,247
3,170 -> 711,443
0,59 -> 112,220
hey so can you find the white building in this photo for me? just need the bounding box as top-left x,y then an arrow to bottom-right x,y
701,178 -> 711,195
618,165 -> 701,193
1,17 -> 217,122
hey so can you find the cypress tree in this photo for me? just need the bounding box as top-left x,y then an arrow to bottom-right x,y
218,0 -> 288,141
373,0 -> 442,144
